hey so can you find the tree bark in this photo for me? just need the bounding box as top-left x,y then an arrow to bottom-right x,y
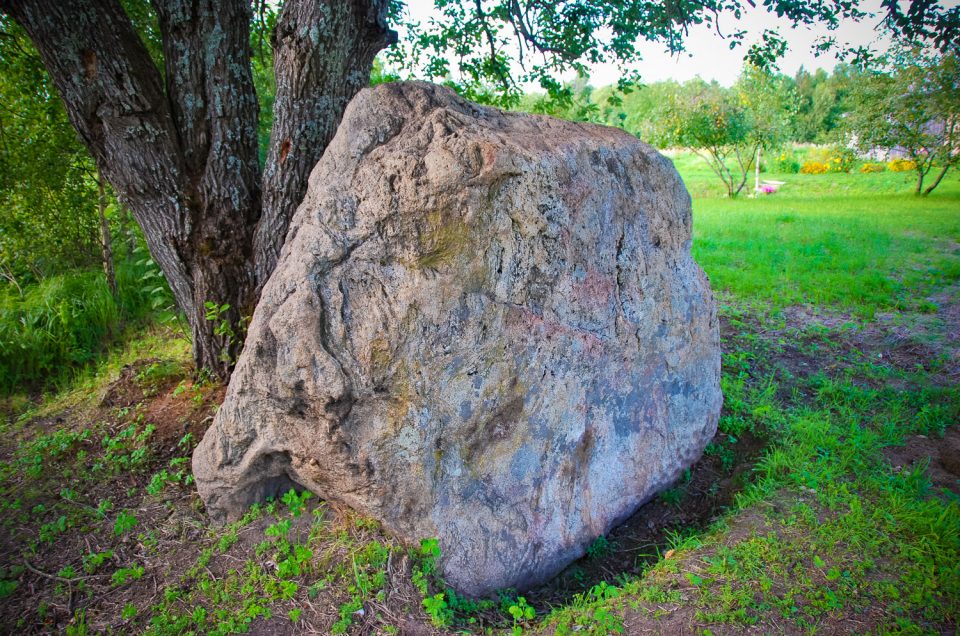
96,176 -> 117,298
152,0 -> 263,377
922,164 -> 951,196
1,0 -> 395,380
254,0 -> 396,289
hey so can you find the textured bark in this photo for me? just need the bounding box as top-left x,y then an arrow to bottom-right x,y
152,0 -> 262,377
96,177 -> 117,298
1,0 -> 394,379
254,0 -> 396,287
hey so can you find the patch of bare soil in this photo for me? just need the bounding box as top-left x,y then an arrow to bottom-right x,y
789,288 -> 959,386
98,359 -> 165,409
0,361 -> 222,633
883,427 -> 960,497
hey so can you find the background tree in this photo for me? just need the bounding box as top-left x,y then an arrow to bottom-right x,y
2,0 -> 957,379
0,23 -> 103,288
792,65 -> 860,143
651,68 -> 796,197
846,48 -> 960,196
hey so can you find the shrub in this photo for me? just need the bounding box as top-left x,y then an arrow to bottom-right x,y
888,158 -> 917,172
772,152 -> 800,173
859,162 -> 887,173
800,161 -> 831,174
806,146 -> 856,173
0,259 -> 167,393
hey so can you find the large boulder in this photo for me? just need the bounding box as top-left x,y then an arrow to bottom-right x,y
193,82 -> 721,596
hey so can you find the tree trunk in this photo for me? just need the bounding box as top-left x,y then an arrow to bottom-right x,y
254,0 -> 396,290
1,0 -> 394,380
96,177 -> 117,298
152,0 -> 263,377
922,164 -> 951,196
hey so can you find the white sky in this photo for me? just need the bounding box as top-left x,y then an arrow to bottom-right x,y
394,0 -> 911,87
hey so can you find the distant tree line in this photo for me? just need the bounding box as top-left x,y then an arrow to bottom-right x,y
518,49 -> 959,197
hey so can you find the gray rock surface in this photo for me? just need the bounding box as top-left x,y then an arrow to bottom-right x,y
193,81 -> 722,596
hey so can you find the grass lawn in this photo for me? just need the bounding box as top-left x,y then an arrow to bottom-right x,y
685,155 -> 960,315
0,154 -> 957,634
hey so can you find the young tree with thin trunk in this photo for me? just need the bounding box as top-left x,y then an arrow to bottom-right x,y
651,69 -> 796,198
847,49 -> 960,196
96,176 -> 117,298
2,0 -> 957,379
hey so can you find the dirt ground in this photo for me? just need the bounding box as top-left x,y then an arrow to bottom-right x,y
0,293 -> 956,634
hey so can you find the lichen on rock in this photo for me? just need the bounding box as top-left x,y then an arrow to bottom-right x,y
193,81 -> 722,596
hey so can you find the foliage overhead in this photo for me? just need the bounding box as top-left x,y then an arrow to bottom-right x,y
392,0 -> 959,107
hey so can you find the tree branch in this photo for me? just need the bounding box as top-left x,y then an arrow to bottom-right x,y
0,0 -> 193,311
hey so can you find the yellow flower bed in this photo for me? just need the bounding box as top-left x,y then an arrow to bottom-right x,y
800,161 -> 831,174
887,158 -> 917,172
859,162 -> 887,173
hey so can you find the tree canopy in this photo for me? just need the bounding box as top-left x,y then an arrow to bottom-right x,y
396,0 -> 959,106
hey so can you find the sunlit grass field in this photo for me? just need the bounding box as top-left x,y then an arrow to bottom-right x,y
673,153 -> 960,316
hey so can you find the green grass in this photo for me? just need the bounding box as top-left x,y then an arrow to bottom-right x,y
1,149 -> 958,634
545,323 -> 960,634
0,258 -> 174,394
674,153 -> 960,316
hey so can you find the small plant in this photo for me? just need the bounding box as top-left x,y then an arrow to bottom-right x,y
146,470 -> 170,496
508,596 -> 536,635
82,550 -> 114,574
217,529 -> 239,553
0,579 -> 17,598
204,301 -> 249,364
264,519 -> 291,539
113,510 -> 137,536
423,592 -> 452,627
412,537 -> 442,596
111,565 -> 144,586
586,535 -> 612,560
281,488 -> 312,517
859,162 -> 886,173
660,486 -> 684,506
39,515 -> 68,543
95,499 -> 113,519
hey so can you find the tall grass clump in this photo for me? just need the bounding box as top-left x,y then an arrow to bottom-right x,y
0,259 -> 166,393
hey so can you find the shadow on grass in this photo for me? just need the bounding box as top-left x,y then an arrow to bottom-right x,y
524,424 -> 769,611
